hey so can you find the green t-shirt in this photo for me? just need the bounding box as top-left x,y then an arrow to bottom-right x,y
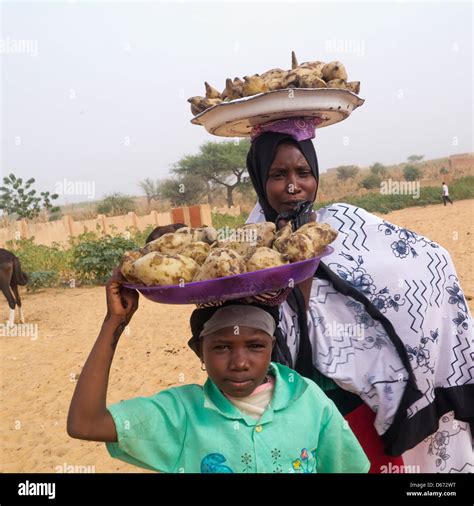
106,362 -> 370,474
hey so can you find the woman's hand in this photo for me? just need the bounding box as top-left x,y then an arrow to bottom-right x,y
105,267 -> 139,325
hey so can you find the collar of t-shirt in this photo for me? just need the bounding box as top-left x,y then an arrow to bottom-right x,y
223,376 -> 275,419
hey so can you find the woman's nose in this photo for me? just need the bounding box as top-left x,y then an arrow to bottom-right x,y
287,179 -> 301,194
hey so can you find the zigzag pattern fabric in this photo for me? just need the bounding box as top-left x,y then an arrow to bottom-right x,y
246,201 -> 474,472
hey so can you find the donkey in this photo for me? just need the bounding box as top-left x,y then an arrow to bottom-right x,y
0,249 -> 28,327
145,223 -> 186,244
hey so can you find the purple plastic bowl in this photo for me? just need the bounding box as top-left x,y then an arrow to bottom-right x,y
123,246 -> 333,305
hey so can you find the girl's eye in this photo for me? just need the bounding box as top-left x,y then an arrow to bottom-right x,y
214,345 -> 229,350
249,344 -> 265,349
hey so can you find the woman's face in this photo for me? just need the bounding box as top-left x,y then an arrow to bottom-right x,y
201,326 -> 274,398
265,142 -> 318,215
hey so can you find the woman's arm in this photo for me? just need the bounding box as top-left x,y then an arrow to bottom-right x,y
67,269 -> 138,442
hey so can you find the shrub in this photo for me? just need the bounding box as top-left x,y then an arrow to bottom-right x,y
336,166 -> 359,181
72,234 -> 139,283
6,238 -> 74,279
27,271 -> 59,291
96,193 -> 136,216
360,174 -> 382,190
211,213 -> 248,231
404,165 -> 422,181
315,176 -> 474,214
370,163 -> 387,177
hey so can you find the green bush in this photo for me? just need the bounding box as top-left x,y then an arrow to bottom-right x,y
6,238 -> 74,278
211,212 -> 248,231
403,165 -> 422,181
129,225 -> 154,247
315,176 -> 474,214
360,174 -> 382,190
96,193 -> 136,216
72,234 -> 139,283
27,271 -> 59,291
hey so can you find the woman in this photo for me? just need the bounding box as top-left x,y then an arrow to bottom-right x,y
245,122 -> 474,473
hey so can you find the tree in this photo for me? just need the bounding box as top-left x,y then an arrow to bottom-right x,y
360,174 -> 382,190
440,167 -> 449,175
370,162 -> 387,177
158,173 -> 208,207
96,193 -> 136,216
138,178 -> 160,206
0,173 -> 59,219
336,165 -> 359,181
403,165 -> 422,181
407,155 -> 424,163
173,139 -> 251,207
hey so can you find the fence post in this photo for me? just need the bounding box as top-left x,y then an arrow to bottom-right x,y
97,214 -> 107,234
200,204 -> 212,227
20,219 -> 28,239
128,211 -> 138,230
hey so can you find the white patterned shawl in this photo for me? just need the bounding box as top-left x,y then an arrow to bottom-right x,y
247,202 -> 474,473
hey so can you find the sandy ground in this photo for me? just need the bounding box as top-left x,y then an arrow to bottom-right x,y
1,199 -> 473,473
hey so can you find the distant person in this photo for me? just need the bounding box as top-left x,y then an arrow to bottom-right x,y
441,181 -> 453,206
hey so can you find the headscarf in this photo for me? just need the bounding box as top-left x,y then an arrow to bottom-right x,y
245,131 -> 319,379
188,301 -> 279,358
246,131 -> 319,223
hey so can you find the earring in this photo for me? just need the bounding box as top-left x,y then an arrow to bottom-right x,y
201,362 -> 206,371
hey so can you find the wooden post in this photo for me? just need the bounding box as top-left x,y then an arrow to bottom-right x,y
189,206 -> 201,227
200,204 -> 213,228
128,211 -> 138,230
171,207 -> 186,225
20,219 -> 28,239
97,214 -> 107,234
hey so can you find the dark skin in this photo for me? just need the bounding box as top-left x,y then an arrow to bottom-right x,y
266,142 -> 319,310
67,269 -> 275,440
200,327 -> 275,398
67,268 -> 138,442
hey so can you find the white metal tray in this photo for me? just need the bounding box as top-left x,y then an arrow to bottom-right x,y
190,88 -> 365,137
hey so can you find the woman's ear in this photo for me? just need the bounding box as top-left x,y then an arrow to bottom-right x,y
271,336 -> 276,349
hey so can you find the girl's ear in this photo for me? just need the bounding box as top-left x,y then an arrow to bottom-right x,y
271,336 -> 276,348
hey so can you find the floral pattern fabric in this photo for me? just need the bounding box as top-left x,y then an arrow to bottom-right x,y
246,202 -> 474,473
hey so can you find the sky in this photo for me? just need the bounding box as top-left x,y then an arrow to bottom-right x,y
1,0 -> 473,204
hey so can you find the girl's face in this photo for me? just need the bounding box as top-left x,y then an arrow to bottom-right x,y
201,326 -> 275,398
265,142 -> 318,215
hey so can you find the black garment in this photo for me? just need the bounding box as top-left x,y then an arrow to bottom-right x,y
442,195 -> 454,205
246,132 -> 319,223
246,132 -> 319,379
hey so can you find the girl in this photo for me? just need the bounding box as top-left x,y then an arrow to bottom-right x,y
67,270 -> 370,474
